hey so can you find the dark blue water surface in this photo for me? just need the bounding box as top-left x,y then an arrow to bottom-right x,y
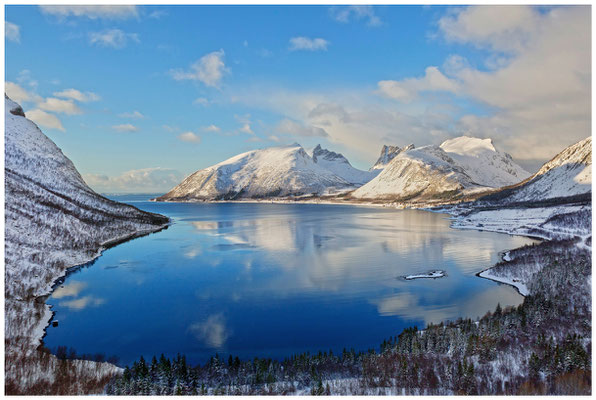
45,195 -> 535,366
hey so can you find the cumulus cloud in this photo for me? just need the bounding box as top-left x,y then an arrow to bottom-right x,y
441,6 -> 590,162
39,5 -> 138,20
89,29 -> 139,49
233,114 -> 255,135
178,131 -> 201,143
377,66 -> 459,102
171,50 -> 227,87
330,5 -> 381,26
203,124 -> 221,132
25,109 -> 65,131
83,167 -> 185,193
37,97 -> 82,115
118,110 -> 144,119
53,88 -> 100,102
438,5 -> 537,53
5,81 -> 37,103
276,118 -> 329,137
5,21 -> 20,43
289,37 -> 329,52
112,123 -> 138,132
189,314 -> 230,348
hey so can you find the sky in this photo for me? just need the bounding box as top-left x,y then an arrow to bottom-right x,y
5,5 -> 591,193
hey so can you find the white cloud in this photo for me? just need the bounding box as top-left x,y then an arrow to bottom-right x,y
193,97 -> 209,106
178,131 -> 201,143
289,37 -> 329,52
112,123 -> 138,132
438,5 -> 537,53
203,124 -> 221,132
118,110 -> 144,119
26,109 -> 65,131
235,114 -> 254,135
53,88 -> 100,102
276,118 -> 329,137
189,314 -> 230,348
83,167 -> 185,194
171,50 -> 227,87
89,29 -> 139,49
5,82 -> 37,103
377,66 -> 459,102
239,124 -> 253,134
39,5 -> 138,20
330,6 -> 381,27
5,22 -> 20,43
147,9 -> 167,19
37,97 -> 82,115
439,6 -> 590,161
16,69 -> 38,89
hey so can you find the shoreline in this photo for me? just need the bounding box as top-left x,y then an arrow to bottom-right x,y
37,222 -> 171,356
40,197 -> 589,372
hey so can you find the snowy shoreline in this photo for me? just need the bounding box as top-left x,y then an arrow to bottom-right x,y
39,222 -> 171,348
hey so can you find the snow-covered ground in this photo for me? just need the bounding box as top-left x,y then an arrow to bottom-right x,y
445,203 -> 591,297
448,204 -> 591,241
404,270 -> 446,280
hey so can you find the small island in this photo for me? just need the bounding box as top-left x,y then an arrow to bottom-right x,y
403,270 -> 446,280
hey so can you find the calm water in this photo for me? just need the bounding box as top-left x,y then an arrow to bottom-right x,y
45,196 -> 535,366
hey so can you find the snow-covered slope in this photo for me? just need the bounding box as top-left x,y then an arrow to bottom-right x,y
5,96 -> 169,393
352,136 -> 529,202
311,144 -> 375,185
439,137 -> 530,187
351,144 -> 479,201
480,137 -> 592,204
370,144 -> 414,170
157,143 -> 359,201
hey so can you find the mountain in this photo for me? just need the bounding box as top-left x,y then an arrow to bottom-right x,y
157,143 -> 360,201
311,144 -> 376,185
351,136 -> 529,202
439,137 -> 530,187
478,137 -> 591,204
5,96 -> 168,392
370,144 -> 414,171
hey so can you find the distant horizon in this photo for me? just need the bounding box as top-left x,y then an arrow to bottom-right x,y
6,5 -> 590,193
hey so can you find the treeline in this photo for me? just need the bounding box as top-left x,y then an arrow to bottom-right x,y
106,240 -> 591,395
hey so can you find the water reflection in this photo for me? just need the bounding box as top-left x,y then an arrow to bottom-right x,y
52,281 -> 105,311
188,314 -> 230,348
45,202 -> 536,366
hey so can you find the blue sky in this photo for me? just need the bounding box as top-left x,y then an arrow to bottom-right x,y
5,5 -> 590,193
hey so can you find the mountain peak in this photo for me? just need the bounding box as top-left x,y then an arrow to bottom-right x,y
370,144 -> 410,171
440,136 -> 496,156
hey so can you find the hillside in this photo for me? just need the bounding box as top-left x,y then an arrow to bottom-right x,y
4,96 -> 169,394
478,137 -> 591,205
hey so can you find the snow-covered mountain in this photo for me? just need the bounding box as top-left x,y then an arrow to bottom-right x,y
439,137 -> 530,187
311,144 -> 376,185
157,143 -> 366,201
5,96 -> 168,391
480,137 -> 592,204
351,136 -> 529,202
370,144 -> 414,171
